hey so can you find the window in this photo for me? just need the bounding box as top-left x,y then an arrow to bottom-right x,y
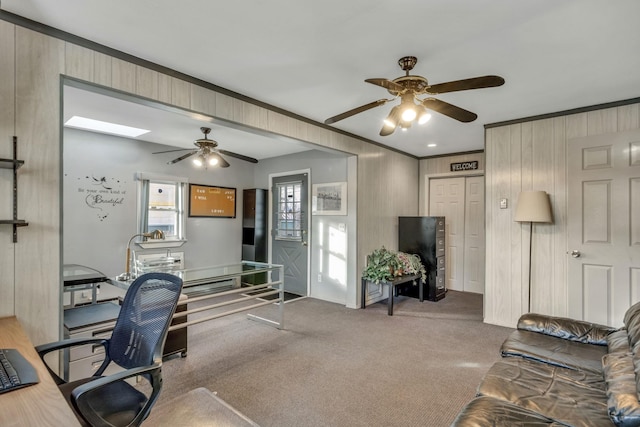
275,181 -> 302,240
138,175 -> 186,244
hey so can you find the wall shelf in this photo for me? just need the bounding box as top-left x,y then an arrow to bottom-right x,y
0,159 -> 24,169
1,136 -> 28,242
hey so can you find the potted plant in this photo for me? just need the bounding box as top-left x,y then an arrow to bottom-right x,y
362,247 -> 401,284
362,247 -> 427,285
396,251 -> 427,283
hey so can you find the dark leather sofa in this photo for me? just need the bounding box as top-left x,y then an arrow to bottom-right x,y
451,301 -> 640,427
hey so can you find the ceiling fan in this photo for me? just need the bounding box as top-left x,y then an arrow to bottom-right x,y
324,56 -> 505,136
153,127 -> 258,168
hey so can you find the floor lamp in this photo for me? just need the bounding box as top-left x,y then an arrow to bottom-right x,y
514,191 -> 553,313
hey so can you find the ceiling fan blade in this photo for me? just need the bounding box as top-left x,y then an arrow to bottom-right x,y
422,98 -> 478,122
365,78 -> 404,92
168,150 -> 198,164
218,149 -> 258,164
427,75 -> 505,94
153,148 -> 191,154
324,99 -> 389,125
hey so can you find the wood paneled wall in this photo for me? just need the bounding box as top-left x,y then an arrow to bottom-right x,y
0,22 -> 419,344
0,20 -> 16,316
485,103 -> 640,327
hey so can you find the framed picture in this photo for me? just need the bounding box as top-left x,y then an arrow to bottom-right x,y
312,182 -> 347,215
188,184 -> 236,218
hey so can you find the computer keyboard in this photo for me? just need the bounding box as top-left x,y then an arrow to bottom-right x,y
0,348 -> 39,394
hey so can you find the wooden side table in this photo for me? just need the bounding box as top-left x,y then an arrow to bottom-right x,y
361,274 -> 422,315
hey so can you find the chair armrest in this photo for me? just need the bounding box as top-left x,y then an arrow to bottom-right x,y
72,363 -> 159,397
517,313 -> 616,345
71,363 -> 162,427
35,337 -> 109,385
35,337 -> 108,355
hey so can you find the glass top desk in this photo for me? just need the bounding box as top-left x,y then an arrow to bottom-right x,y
109,261 -> 285,330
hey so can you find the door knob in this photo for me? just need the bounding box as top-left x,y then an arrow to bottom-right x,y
571,250 -> 581,258
302,241 -> 308,246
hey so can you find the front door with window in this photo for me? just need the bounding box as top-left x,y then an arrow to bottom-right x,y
271,173 -> 308,296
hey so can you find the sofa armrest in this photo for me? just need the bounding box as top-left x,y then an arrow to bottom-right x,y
517,313 -> 617,345
603,352 -> 640,427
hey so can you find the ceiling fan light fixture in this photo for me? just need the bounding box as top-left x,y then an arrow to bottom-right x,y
417,106 -> 432,125
208,156 -> 219,166
324,56 -> 505,137
192,154 -> 205,167
399,121 -> 411,131
383,105 -> 401,129
383,117 -> 396,129
398,93 -> 418,122
401,106 -> 417,122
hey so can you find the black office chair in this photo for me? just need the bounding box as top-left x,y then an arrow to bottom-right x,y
37,272 -> 183,427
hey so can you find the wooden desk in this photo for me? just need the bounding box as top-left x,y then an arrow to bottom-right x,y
0,316 -> 80,427
361,274 -> 422,315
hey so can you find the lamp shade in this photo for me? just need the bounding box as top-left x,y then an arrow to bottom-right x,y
514,191 -> 553,223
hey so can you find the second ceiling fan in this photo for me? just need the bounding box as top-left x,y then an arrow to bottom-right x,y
153,127 -> 258,168
325,56 -> 505,136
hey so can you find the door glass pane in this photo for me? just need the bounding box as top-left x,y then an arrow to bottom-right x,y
276,181 -> 302,240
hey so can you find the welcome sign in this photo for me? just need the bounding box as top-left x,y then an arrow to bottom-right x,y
450,161 -> 479,172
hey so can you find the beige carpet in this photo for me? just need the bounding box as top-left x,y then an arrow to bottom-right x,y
153,291 -> 512,427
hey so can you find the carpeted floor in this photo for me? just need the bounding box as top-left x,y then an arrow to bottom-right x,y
153,291 -> 512,427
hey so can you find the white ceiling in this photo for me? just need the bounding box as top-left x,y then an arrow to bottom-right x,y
3,0 -> 640,157
63,85 -> 314,161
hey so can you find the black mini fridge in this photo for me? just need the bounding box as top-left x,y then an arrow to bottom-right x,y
398,216 -> 446,301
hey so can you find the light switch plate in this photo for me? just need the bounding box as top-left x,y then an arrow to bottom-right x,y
500,198 -> 508,209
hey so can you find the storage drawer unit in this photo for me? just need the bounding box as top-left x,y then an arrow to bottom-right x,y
63,296 -> 188,380
63,302 -> 120,381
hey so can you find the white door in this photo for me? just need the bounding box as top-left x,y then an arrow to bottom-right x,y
430,177 -> 466,292
463,176 -> 485,294
568,129 -> 640,327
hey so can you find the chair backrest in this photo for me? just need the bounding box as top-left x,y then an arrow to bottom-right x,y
108,272 -> 183,370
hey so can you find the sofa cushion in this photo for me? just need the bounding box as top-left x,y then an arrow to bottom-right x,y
450,396 -> 568,426
478,358 -> 613,427
518,313 -> 616,345
603,352 -> 640,427
608,330 -> 632,354
501,329 -> 608,374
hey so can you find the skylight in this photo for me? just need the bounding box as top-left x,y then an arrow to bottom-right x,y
64,116 -> 150,138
